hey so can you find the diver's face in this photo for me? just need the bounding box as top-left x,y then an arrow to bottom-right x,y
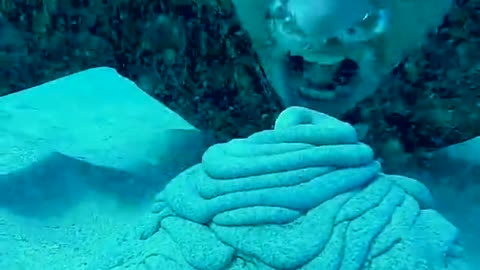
267,0 -> 389,61
286,0 -> 373,38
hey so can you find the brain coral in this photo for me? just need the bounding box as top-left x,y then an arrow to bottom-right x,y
99,106 -> 467,270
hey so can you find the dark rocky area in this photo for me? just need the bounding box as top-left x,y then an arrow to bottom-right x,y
0,0 -> 282,142
346,0 -> 480,172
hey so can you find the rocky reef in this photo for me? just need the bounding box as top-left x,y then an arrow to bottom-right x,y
0,0 -> 282,142
353,0 -> 480,172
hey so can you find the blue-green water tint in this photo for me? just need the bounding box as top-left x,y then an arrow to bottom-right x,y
0,0 -> 479,269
